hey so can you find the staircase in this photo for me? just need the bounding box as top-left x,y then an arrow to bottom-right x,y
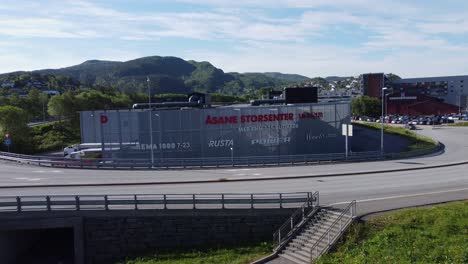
251,194 -> 356,264
274,201 -> 356,264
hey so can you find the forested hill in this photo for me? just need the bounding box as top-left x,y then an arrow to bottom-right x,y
1,56 -> 310,95
261,72 -> 310,82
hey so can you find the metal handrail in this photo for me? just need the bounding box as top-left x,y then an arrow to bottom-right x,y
273,191 -> 319,248
0,143 -> 442,169
310,200 -> 357,262
0,192 -> 312,213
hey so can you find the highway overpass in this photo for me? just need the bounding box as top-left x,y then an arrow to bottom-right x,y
0,126 -> 466,215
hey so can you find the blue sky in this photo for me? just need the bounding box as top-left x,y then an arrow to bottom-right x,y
1,0 -> 468,77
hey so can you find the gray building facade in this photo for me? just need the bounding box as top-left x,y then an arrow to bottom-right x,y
394,75 -> 468,110
80,102 -> 350,164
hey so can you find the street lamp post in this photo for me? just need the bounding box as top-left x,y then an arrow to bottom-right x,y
232,108 -> 241,167
147,77 -> 154,166
155,113 -> 162,164
42,96 -> 46,122
384,93 -> 388,118
459,92 -> 462,115
381,87 -> 388,155
230,147 -> 234,166
269,108 -> 280,162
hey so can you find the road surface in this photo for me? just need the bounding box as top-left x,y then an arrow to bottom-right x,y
0,126 -> 466,215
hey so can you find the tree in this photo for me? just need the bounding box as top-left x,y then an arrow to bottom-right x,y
26,88 -> 43,120
351,96 -> 381,117
39,93 -> 49,121
0,105 -> 32,153
47,92 -> 78,121
8,93 -> 22,108
75,90 -> 113,110
110,93 -> 132,108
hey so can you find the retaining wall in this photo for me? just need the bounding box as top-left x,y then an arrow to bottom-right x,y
0,209 -> 295,264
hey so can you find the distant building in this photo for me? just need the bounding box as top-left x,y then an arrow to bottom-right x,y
1,82 -> 15,88
394,75 -> 468,109
360,73 -> 467,115
42,90 -> 60,96
360,73 -> 386,98
8,88 -> 25,95
26,81 -> 46,88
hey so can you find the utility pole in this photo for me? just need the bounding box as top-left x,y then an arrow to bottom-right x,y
381,87 -> 388,155
147,77 -> 154,166
42,96 -> 46,122
459,92 -> 462,115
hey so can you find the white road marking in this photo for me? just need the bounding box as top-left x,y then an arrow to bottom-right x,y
14,177 -> 42,181
31,170 -> 63,173
226,169 -> 252,172
252,173 -> 262,176
329,188 -> 468,205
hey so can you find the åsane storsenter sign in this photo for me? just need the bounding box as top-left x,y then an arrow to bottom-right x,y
205,112 -> 324,125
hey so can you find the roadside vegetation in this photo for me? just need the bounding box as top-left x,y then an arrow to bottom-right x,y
448,121 -> 468,127
317,201 -> 468,264
354,122 -> 437,151
121,242 -> 272,264
0,87 -> 256,154
30,122 -> 80,154
350,96 -> 381,118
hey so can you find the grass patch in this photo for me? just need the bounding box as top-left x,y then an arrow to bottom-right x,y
448,122 -> 468,127
120,242 -> 273,264
354,122 -> 437,152
318,201 -> 468,264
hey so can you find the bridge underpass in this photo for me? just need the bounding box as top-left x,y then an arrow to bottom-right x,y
1,228 -> 75,264
0,217 -> 83,264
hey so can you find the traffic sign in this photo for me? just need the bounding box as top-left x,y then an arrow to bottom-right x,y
4,139 -> 11,146
342,124 -> 353,136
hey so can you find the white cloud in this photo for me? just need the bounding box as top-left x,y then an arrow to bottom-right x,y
418,18 -> 468,35
0,45 -> 143,73
0,17 -> 84,38
0,0 -> 467,77
174,0 -> 422,15
184,38 -> 468,78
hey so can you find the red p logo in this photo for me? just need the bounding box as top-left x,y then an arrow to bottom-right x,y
100,115 -> 108,124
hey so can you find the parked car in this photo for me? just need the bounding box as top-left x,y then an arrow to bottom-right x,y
405,123 -> 416,130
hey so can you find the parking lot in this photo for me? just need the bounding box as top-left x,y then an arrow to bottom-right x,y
353,113 -> 468,126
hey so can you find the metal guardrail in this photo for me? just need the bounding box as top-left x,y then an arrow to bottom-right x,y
310,200 -> 357,262
0,192 -> 312,213
273,191 -> 320,249
0,144 -> 442,169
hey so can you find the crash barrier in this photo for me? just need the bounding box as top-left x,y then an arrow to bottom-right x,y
0,144 -> 442,169
0,192 -> 314,213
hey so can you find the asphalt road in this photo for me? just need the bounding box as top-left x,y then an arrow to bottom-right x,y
0,126 -> 467,215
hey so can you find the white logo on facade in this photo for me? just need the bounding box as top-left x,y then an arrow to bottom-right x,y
238,123 -> 298,132
306,133 -> 337,141
251,137 -> 291,146
208,139 -> 234,148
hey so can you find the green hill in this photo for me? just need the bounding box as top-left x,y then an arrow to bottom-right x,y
1,56 -> 302,95
262,72 -> 310,82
